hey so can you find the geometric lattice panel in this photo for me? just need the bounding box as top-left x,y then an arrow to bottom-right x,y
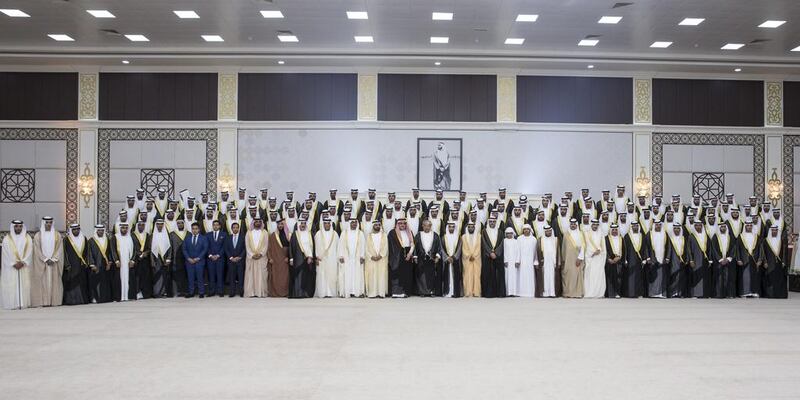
140,169 -> 175,199
0,168 -> 35,203
692,172 -> 724,203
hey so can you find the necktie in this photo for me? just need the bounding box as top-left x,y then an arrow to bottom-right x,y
193,235 -> 197,246
215,232 -> 218,241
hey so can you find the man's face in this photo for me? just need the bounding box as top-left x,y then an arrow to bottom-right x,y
602,192 -> 609,201
146,203 -> 153,211
771,228 -> 779,237
694,224 -> 703,232
177,221 -> 184,231
611,228 -> 619,236
350,220 -> 358,230
270,212 -> 278,221
299,222 -> 307,231
559,207 -> 567,216
514,208 -> 521,217
719,225 -> 727,234
397,221 -> 407,230
488,220 -> 496,228
158,192 -> 166,199
505,232 -> 513,239
654,224 -> 662,232
745,224 -> 753,232
570,222 -> 577,230
212,221 -> 220,231
120,226 -> 129,235
286,192 -> 293,200
44,221 -> 53,230
537,213 -> 544,221
221,192 -> 229,200
467,225 -> 475,234
422,221 -> 432,232
373,223 -> 381,233
523,228 -> 531,236
324,221 -> 332,231
617,188 -> 624,196
388,194 -> 396,203
544,230 -> 552,237
127,199 -> 135,207
206,211 -> 214,219
72,227 -> 81,236
351,191 -> 358,200
13,224 -> 22,234
254,220 -> 263,230
673,227 -> 681,235
368,191 -> 376,199
288,209 -> 296,217
137,223 -> 146,232
269,199 -> 276,207
232,224 -> 240,234
262,192 -> 269,200
329,191 -> 336,200
436,192 -> 443,200
591,224 -> 599,232
305,200 -> 313,208
277,221 -> 285,230
448,225 -> 455,233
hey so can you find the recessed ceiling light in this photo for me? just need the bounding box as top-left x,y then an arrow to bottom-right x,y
430,36 -> 449,44
278,60 -> 285,65
354,36 -> 374,43
261,10 -> 284,18
650,41 -> 673,48
87,10 -> 115,18
278,34 -> 299,42
679,18 -> 705,26
434,61 -> 441,66
48,34 -> 74,42
792,45 -> 800,52
346,11 -> 368,19
505,38 -> 525,45
587,65 -> 595,69
201,35 -> 224,42
125,34 -> 149,42
174,10 -> 199,19
759,20 -> 786,28
432,12 -> 453,21
516,14 -> 538,22
721,43 -> 744,50
734,68 -> 742,72
578,39 -> 599,46
598,16 -> 622,24
121,60 -> 130,64
0,9 -> 30,17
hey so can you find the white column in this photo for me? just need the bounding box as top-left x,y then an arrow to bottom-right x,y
765,81 -> 783,128
78,73 -> 99,121
357,73 -> 378,121
497,75 -> 517,123
78,129 -> 98,228
633,78 -> 652,125
632,130 -> 653,197
217,128 -> 238,194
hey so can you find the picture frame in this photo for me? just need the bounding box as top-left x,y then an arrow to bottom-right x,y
416,138 -> 462,192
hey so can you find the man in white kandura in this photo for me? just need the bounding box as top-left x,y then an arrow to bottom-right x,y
503,227 -> 520,297
517,224 -> 538,297
115,222 -> 135,301
314,218 -> 339,298
583,219 -> 607,298
338,218 -> 365,298
1,220 -> 33,309
31,216 -> 63,307
539,225 -> 559,298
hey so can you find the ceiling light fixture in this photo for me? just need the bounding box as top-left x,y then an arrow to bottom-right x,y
201,35 -> 224,42
125,34 -> 149,42
505,38 -> 525,45
432,12 -> 453,21
734,68 -> 742,72
278,34 -> 299,42
346,11 -> 368,19
578,39 -> 599,46
174,10 -> 199,19
278,60 -> 285,65
0,9 -> 30,17
354,36 -> 374,43
598,16 -> 622,24
48,34 -> 74,42
87,10 -> 115,18
516,14 -> 538,22
792,45 -> 800,52
122,60 -> 130,64
261,10 -> 284,18
587,65 -> 595,69
721,43 -> 744,50
435,61 -> 441,66
759,20 -> 786,28
650,41 -> 673,48
430,36 -> 449,44
679,18 -> 705,26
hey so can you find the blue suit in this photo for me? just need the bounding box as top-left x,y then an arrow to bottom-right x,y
183,233 -> 208,295
206,230 -> 227,295
224,233 -> 246,296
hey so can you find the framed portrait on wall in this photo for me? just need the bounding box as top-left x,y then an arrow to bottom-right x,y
417,138 -> 462,192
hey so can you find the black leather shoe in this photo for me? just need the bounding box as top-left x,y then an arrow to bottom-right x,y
219,293 -> 224,298
229,293 -> 236,298
185,294 -> 194,298
199,294 -> 205,298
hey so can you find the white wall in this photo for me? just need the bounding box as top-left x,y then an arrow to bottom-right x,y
662,144 -> 754,199
0,140 -> 66,229
238,129 -> 633,197
108,140 -> 207,213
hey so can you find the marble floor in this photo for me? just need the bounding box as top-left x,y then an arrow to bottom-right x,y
0,294 -> 798,400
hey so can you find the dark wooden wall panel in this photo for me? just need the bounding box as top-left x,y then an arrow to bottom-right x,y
516,76 -> 632,124
377,74 -> 496,122
238,73 -> 357,121
0,72 -> 78,120
653,79 -> 763,126
99,73 -> 218,121
785,81 -> 800,127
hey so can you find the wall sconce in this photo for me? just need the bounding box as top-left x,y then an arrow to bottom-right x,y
635,166 -> 651,198
79,162 -> 95,208
218,163 -> 234,194
767,168 -> 783,207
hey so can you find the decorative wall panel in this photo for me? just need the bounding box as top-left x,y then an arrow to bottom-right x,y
0,169 -> 35,203
634,78 -> 652,124
517,76 -> 633,124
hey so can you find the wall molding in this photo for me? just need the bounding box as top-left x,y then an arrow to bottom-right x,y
651,132 -> 765,199
765,81 -> 783,127
633,78 -> 652,125
782,135 -> 800,228
0,128 -> 79,226
96,128 -> 218,224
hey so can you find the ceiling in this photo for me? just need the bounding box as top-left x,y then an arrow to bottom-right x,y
1,0 -> 799,75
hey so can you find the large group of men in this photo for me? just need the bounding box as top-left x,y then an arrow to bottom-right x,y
0,185 -> 793,309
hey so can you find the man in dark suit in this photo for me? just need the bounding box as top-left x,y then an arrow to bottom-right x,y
206,220 -> 227,297
183,222 -> 208,298
224,222 -> 246,297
